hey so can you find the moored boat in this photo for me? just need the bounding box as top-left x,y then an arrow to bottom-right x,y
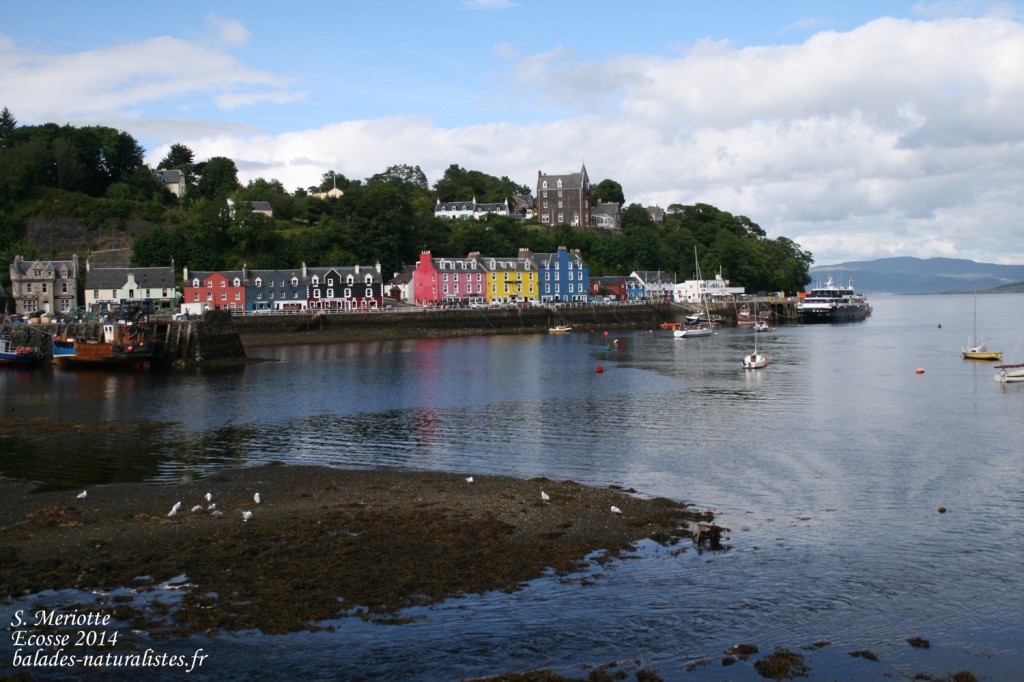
52,322 -> 155,369
797,276 -> 871,323
0,337 -> 41,367
548,325 -> 572,333
961,284 -> 1002,360
994,364 -> 1024,383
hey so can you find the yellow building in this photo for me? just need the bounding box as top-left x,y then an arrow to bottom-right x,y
484,254 -> 538,304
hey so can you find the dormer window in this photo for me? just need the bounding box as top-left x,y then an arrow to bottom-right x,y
233,278 -> 241,287
557,179 -> 563,188
346,275 -> 354,285
255,278 -> 262,287
364,275 -> 372,284
312,276 -> 319,286
193,278 -> 200,287
542,181 -> 548,189
291,277 -> 298,286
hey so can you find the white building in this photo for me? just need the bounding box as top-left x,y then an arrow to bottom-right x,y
673,271 -> 745,303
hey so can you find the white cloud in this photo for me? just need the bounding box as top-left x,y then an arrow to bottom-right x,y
204,14 -> 252,47
5,14 -> 1024,266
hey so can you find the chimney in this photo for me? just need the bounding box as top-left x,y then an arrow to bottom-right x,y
355,264 -> 360,274
242,263 -> 248,283
183,266 -> 189,282
302,262 -> 307,279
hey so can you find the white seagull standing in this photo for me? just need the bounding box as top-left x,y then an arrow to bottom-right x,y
610,506 -> 622,514
205,492 -> 213,502
253,492 -> 261,504
465,476 -> 473,483
242,510 -> 253,522
168,501 -> 182,517
190,504 -> 204,513
541,491 -> 550,502
76,490 -> 87,499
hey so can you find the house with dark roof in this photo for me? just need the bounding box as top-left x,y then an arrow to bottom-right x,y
589,275 -> 628,301
85,263 -> 177,310
527,246 -> 590,303
535,164 -> 591,227
591,201 -> 621,231
434,197 -> 510,220
9,255 -> 79,317
152,169 -> 186,198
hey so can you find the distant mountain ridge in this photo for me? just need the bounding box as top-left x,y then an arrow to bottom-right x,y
809,257 -> 1024,294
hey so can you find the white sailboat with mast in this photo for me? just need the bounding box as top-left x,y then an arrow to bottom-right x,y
674,247 -> 715,339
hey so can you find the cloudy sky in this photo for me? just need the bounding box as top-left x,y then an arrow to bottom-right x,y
3,0 -> 1024,266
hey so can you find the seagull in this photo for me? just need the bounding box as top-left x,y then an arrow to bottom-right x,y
541,491 -> 550,502
610,506 -> 622,514
205,492 -> 213,502
242,510 -> 253,522
190,504 -> 203,513
253,492 -> 261,504
168,501 -> 181,517
465,476 -> 474,483
76,490 -> 87,499
207,503 -> 217,511
211,510 -> 224,518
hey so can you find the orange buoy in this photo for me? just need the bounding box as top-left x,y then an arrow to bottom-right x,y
916,367 -> 925,374
596,365 -> 604,373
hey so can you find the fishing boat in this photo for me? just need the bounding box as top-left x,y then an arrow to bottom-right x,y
961,284 -> 1002,360
753,320 -> 770,333
0,336 -> 41,367
675,248 -> 716,339
797,276 -> 871,323
52,321 -> 155,369
548,325 -> 572,334
994,364 -> 1024,383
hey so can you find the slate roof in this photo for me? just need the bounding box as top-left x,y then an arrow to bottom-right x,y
85,267 -> 175,289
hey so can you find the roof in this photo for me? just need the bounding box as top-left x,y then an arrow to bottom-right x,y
632,271 -> 675,285
153,169 -> 184,183
11,257 -> 77,277
85,267 -> 175,289
250,201 -> 273,212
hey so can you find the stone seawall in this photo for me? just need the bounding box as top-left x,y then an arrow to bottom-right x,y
232,304 -> 672,347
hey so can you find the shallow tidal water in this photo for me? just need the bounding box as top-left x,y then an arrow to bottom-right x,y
1,293 -> 1023,680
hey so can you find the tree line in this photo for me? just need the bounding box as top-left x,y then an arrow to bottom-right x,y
0,110 -> 812,293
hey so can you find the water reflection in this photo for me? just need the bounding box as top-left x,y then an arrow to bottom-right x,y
1,295 -> 1022,679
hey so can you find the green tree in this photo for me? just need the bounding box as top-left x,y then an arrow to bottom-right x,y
193,157 -> 240,200
591,179 -> 625,205
0,107 -> 16,151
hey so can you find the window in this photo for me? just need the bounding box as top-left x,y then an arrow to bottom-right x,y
327,289 -> 334,298
327,278 -> 334,286
343,288 -> 351,298
557,179 -> 563,188
207,281 -> 213,288
60,300 -> 71,312
93,289 -> 99,298
221,293 -> 227,301
206,292 -> 212,301
26,283 -> 32,293
255,278 -> 262,287
312,276 -> 319,286
42,283 -> 48,293
443,273 -> 448,282
313,288 -> 321,298
193,293 -> 199,301
233,278 -> 240,287
542,180 -> 548,188
291,277 -> 298,286
193,279 -> 200,287
221,280 -> 226,288
346,275 -> 354,285
146,289 -> 151,297
234,292 -> 241,301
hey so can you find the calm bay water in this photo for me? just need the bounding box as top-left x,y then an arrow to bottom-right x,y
2,293 -> 1023,680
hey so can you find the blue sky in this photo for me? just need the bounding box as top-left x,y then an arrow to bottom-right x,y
4,0 -> 1024,266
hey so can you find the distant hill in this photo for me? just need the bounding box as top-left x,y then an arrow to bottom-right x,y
809,257 -> 1024,294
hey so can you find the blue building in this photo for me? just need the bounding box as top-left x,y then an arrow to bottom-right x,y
526,246 -> 590,303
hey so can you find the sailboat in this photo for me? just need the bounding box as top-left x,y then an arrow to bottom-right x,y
674,248 -> 715,339
743,304 -> 768,369
961,284 -> 1002,360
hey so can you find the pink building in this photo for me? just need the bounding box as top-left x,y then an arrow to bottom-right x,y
413,251 -> 487,306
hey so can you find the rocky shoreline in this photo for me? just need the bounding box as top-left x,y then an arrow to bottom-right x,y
0,464 -> 723,635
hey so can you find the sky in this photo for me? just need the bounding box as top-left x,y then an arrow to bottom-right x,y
3,0 -> 1024,266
